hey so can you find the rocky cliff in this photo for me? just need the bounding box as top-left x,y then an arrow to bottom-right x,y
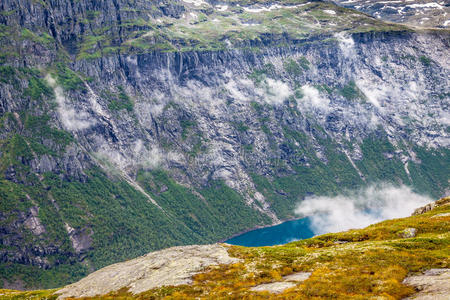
0,0 -> 449,288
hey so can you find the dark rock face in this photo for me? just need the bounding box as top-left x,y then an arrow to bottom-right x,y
0,0 -> 448,288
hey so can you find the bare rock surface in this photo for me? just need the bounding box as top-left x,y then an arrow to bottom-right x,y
250,272 -> 311,294
413,197 -> 450,216
399,228 -> 418,238
250,281 -> 297,293
403,269 -> 450,300
56,244 -> 240,299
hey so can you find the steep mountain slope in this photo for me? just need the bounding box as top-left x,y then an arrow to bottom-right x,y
3,197 -> 449,299
0,0 -> 449,289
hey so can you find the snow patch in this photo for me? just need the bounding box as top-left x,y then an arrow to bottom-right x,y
406,3 -> 444,9
215,5 -> 228,11
182,0 -> 208,7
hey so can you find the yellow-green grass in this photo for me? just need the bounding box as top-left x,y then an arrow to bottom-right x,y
4,197 -> 449,299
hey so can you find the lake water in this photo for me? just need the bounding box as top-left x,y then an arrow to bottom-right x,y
225,217 -> 315,247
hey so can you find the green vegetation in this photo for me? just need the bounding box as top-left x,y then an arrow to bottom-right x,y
0,0 -> 408,57
24,77 -> 53,100
0,66 -> 17,84
53,63 -> 85,91
180,119 -> 197,140
23,114 -> 74,148
339,81 -> 365,101
283,58 -> 302,76
298,56 -> 310,70
136,169 -> 270,242
20,29 -> 54,46
233,121 -> 250,133
419,55 -> 432,66
107,86 -> 134,112
248,64 -> 275,85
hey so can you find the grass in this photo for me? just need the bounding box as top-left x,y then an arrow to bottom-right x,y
107,86 -> 134,112
53,63 -> 85,92
339,81 -> 366,101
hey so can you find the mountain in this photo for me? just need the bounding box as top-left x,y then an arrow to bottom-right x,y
2,196 -> 449,299
333,0 -> 450,28
0,0 -> 449,289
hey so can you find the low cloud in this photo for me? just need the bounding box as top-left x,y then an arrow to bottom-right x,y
297,85 -> 330,111
335,32 -> 356,58
295,183 -> 432,235
260,78 -> 292,105
45,75 -> 95,131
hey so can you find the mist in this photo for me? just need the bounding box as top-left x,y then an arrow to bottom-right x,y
295,183 -> 432,235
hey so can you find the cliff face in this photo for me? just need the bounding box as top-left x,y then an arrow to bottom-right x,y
0,0 -> 449,288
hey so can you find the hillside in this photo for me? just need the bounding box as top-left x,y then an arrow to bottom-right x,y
1,197 -> 449,299
333,0 -> 450,28
0,0 -> 449,288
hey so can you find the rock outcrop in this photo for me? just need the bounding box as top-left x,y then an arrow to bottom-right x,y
55,244 -> 240,299
403,269 -> 450,300
412,197 -> 450,215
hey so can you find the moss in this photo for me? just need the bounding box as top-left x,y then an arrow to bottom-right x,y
107,86 -> 134,112
339,80 -> 365,101
419,55 -> 432,66
298,56 -> 310,70
53,63 -> 85,92
23,76 -> 53,100
283,58 -> 302,76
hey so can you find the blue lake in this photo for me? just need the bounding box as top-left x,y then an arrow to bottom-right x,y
225,217 -> 315,247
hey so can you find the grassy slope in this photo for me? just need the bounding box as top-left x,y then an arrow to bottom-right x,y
2,197 -> 448,299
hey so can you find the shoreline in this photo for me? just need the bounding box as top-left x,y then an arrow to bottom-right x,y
218,216 -> 308,243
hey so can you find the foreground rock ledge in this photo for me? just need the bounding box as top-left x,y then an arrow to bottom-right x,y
56,244 -> 240,299
403,269 -> 450,300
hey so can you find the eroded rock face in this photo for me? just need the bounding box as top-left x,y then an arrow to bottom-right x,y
403,269 -> 450,300
413,197 -> 450,215
55,244 -> 240,299
23,206 -> 45,236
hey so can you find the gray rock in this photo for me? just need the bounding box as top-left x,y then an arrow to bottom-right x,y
56,244 -> 240,299
399,228 -> 417,238
250,272 -> 311,294
403,268 -> 450,299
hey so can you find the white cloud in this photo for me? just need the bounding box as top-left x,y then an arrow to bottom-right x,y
45,75 -> 95,131
260,78 -> 292,105
335,32 -> 356,58
297,85 -> 330,111
295,183 -> 431,235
